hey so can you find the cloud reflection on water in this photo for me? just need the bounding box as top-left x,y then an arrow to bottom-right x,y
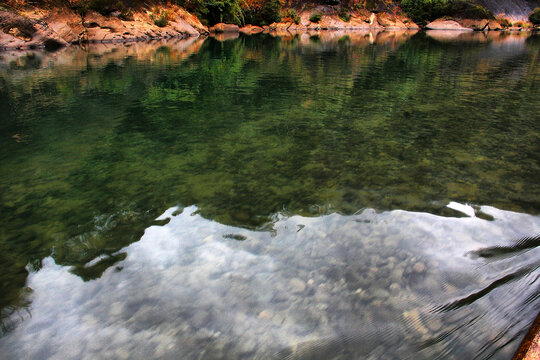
1,204 -> 538,359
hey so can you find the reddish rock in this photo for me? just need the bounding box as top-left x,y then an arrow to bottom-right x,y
513,313 -> 540,360
210,23 -> 239,33
85,27 -> 125,42
347,19 -> 371,30
0,29 -> 25,49
405,20 -> 420,30
0,10 -> 36,41
169,18 -> 200,37
319,15 -> 352,29
82,9 -> 202,43
454,18 -> 501,31
0,4 -> 209,50
240,24 -> 264,34
174,7 -> 208,34
239,25 -> 252,33
487,20 -> 503,30
45,9 -> 86,43
377,13 -> 419,29
7,27 -> 29,41
377,13 -> 398,27
271,22 -> 295,31
84,11 -> 124,32
0,10 -> 68,50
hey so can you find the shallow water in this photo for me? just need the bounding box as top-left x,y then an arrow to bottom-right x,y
0,31 -> 539,359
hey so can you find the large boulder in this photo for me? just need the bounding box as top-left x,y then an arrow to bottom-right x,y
85,26 -> 126,43
169,18 -> 200,37
83,9 -> 201,43
377,13 -> 420,29
174,6 -> 208,34
456,18 -> 489,30
0,5 -> 204,48
239,25 -> 264,34
0,28 -> 26,49
426,18 -> 474,30
45,8 -> 86,43
83,11 -> 124,32
487,20 -> 502,30
269,22 -> 291,31
0,10 -> 68,50
0,11 -> 36,41
239,25 -> 253,34
210,23 -> 239,33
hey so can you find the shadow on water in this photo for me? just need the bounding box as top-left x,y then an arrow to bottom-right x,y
0,32 -> 539,358
468,234 -> 540,260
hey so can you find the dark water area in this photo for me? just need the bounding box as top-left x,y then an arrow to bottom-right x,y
0,31 -> 539,359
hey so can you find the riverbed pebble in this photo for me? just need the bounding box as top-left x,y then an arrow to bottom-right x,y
413,262 -> 426,273
289,278 -> 306,293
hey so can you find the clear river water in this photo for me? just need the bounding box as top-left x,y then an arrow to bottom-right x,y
0,30 -> 539,359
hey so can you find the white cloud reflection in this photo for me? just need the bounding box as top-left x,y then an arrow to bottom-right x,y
1,205 -> 539,359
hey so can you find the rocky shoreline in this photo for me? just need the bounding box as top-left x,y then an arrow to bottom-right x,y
0,5 -> 207,51
0,4 -> 537,51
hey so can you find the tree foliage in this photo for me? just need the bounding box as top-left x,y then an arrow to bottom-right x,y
530,7 -> 540,25
241,0 -> 282,26
282,8 -> 300,24
400,0 -> 492,24
309,12 -> 322,22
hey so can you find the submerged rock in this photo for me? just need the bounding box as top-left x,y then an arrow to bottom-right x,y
413,262 -> 426,273
258,310 -> 273,320
289,278 -> 306,293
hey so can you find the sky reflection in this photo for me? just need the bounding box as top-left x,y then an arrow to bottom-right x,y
1,204 -> 538,359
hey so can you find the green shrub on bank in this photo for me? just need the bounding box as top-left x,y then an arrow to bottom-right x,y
283,8 -> 300,24
497,17 -> 511,27
400,0 -> 449,24
530,8 -> 540,25
400,0 -> 492,24
339,8 -> 351,22
152,9 -> 169,27
450,0 -> 492,19
200,0 -> 244,25
230,0 -> 281,26
513,20 -> 532,28
260,0 -> 282,24
309,12 -> 322,23
119,8 -> 134,20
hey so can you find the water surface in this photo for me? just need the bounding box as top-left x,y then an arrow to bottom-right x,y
0,31 -> 539,359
